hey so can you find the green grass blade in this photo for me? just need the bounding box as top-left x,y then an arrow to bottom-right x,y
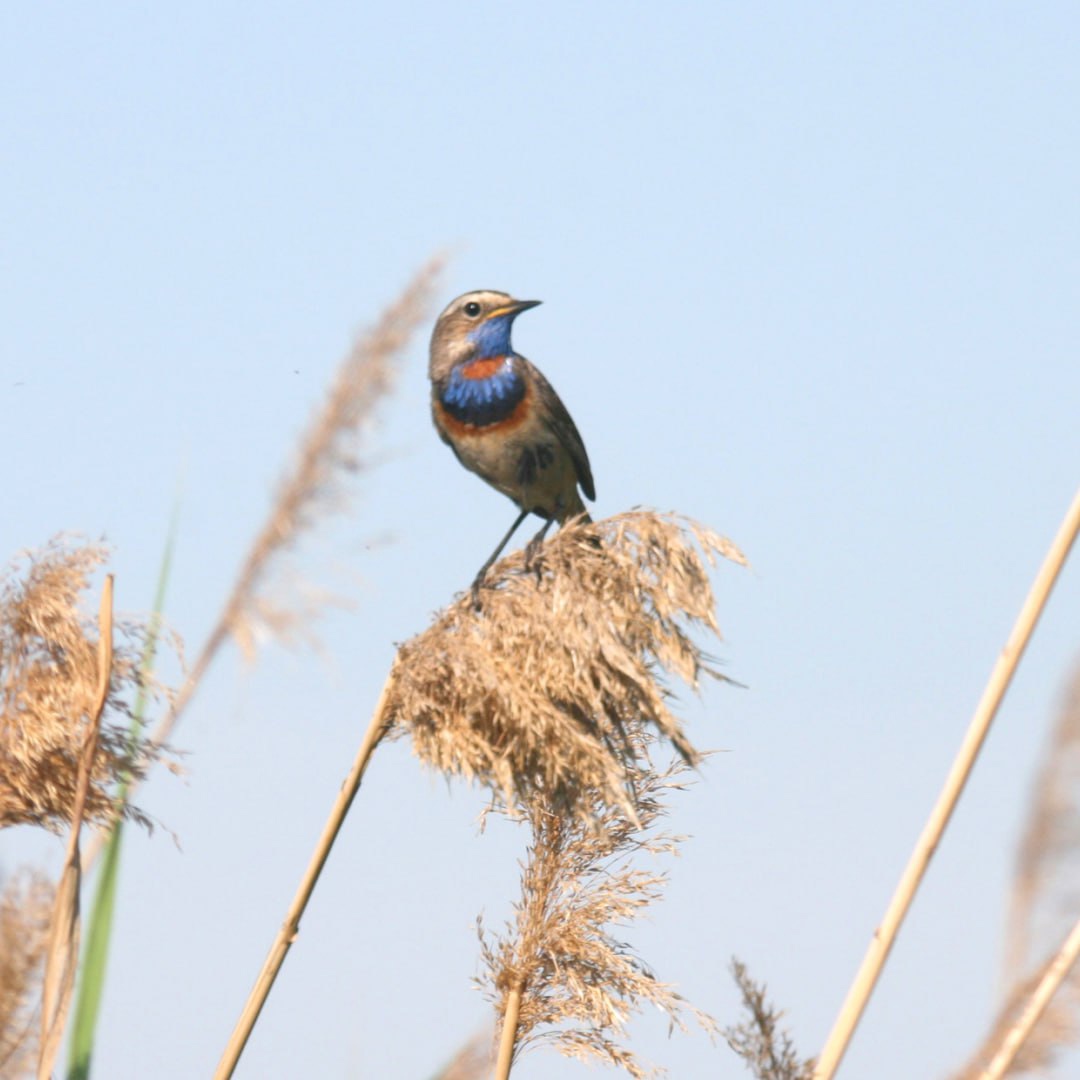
67,511 -> 178,1080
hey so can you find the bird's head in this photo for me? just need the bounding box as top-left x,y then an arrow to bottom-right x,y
429,290 -> 541,378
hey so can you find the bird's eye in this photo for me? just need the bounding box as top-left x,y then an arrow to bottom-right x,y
463,301 -> 482,317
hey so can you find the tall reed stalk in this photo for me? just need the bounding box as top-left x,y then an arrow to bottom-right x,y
815,485 -> 1080,1078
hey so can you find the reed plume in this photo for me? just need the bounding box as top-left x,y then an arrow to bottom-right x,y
724,959 -> 814,1080
479,743 -> 720,1078
387,510 -> 746,829
951,657 -> 1080,1078
0,539 -> 167,832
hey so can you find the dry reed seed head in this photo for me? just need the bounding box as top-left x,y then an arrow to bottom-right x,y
1008,659 -> 1080,1075
224,257 -> 443,659
723,960 -> 815,1080
948,960 -> 1079,1080
1008,660 -> 1080,980
950,657 -> 1080,1079
387,510 -> 745,827
0,869 -> 53,1075
0,538 -> 171,832
478,754 -> 718,1078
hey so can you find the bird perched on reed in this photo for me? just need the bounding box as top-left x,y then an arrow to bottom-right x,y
429,290 -> 595,598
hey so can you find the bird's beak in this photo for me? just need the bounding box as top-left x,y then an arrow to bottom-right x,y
489,299 -> 541,320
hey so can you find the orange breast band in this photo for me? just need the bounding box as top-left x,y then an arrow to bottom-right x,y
460,356 -> 507,380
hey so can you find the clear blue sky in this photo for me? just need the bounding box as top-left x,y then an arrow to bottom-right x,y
4,4 -> 1079,1077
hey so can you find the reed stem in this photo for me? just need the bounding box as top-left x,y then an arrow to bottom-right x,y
815,486 -> 1080,1078
213,663 -> 397,1080
494,981 -> 524,1080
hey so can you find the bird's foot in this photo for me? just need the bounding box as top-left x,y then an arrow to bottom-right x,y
523,535 -> 545,582
470,573 -> 486,611
523,518 -> 554,580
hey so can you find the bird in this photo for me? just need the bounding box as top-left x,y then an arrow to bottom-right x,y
429,289 -> 595,597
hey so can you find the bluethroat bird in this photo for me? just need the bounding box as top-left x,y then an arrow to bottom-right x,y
429,290 -> 595,597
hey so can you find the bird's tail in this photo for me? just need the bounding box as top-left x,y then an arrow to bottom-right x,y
559,491 -> 599,549
559,489 -> 592,526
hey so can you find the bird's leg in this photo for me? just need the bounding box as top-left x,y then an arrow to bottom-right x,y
523,517 -> 555,576
471,507 -> 530,606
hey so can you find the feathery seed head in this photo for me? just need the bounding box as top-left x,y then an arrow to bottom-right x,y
386,510 -> 746,829
0,539 -> 173,832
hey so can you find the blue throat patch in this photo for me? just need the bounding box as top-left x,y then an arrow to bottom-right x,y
440,356 -> 526,427
467,313 -> 514,358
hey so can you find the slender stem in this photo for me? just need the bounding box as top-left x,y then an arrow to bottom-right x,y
815,486 -> 1080,1079
494,981 -> 524,1080
983,915 -> 1080,1079
213,664 -> 397,1080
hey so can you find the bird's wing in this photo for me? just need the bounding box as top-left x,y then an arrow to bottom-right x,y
527,360 -> 596,502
